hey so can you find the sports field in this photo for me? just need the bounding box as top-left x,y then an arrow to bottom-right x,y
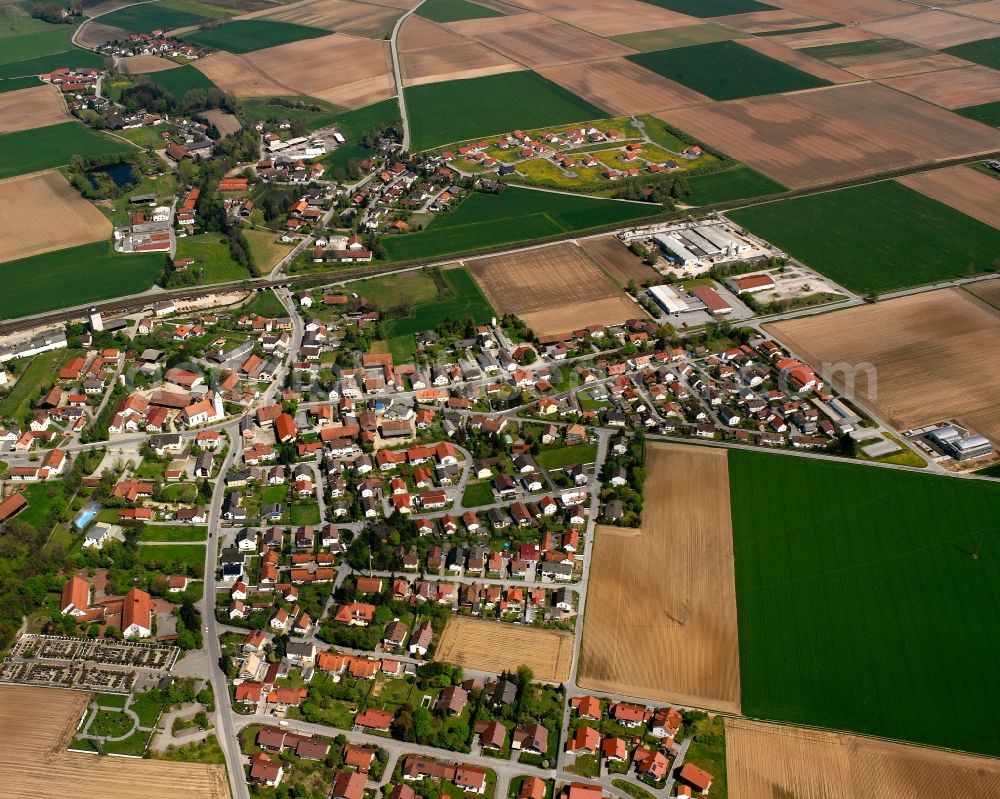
436,616 -> 573,683
382,187 -> 657,261
418,0 -> 502,23
183,19 -> 329,53
405,71 -> 607,151
99,2 -> 211,33
729,449 -> 1000,755
145,64 -> 217,97
628,40 -> 830,100
580,444 -> 741,712
0,122 -> 134,180
728,181 -> 1000,292
0,241 -> 163,320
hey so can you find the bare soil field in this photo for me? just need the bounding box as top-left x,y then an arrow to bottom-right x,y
726,717 -> 1000,799
194,51 -> 294,97
245,34 -> 394,108
399,14 -> 469,50
471,20 -> 637,67
738,37 -> 861,83
258,0 -> 403,37
118,55 -> 180,74
580,235 -> 660,287
0,685 -> 229,799
716,9 -> 821,32
538,58 -> 709,115
0,84 -> 69,134
766,289 -> 1000,445
0,171 -> 111,263
897,166 -> 1000,230
200,109 -> 242,136
436,616 -> 573,682
967,277 -> 1000,310
402,41 -> 523,85
862,9 -> 1000,48
957,0 -> 1000,21
75,20 -> 130,48
771,25 -> 881,49
578,444 -> 741,712
768,0 -> 916,23
502,0 -> 697,36
444,11 -> 547,35
882,65 -> 1000,108
469,242 -> 642,335
842,52 -> 971,79
658,82 -> 1000,189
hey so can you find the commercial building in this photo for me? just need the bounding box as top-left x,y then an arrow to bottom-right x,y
928,425 -> 992,461
648,285 -> 689,315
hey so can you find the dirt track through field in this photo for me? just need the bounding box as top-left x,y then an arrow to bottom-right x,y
0,171 -> 112,264
436,616 -> 573,682
897,165 -> 1000,229
0,84 -> 69,134
468,243 -> 643,336
0,685 -> 229,799
767,288 -> 1000,446
727,717 -> 1000,799
659,82 -> 1000,189
578,444 -> 741,712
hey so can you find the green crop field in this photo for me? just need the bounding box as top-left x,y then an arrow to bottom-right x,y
956,101 -> 1000,127
383,187 -> 657,261
0,24 -> 74,66
633,0 -> 776,17
183,20 -> 328,53
175,233 -> 250,283
612,22 -> 744,52
406,72 -> 607,152
417,0 -> 502,23
143,64 -> 216,98
100,2 -> 210,33
321,99 -> 400,172
387,268 -> 494,335
0,75 -> 40,93
802,37 -> 921,61
944,36 -> 999,70
756,21 -> 842,37
0,122 -> 134,179
628,40 -> 830,100
728,181 -> 1000,293
136,543 -> 206,569
0,241 -> 163,320
729,449 -> 1000,755
241,96 -> 344,132
0,47 -> 105,80
686,165 -> 786,205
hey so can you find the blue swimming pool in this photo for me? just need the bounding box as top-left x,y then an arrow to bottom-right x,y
74,502 -> 101,530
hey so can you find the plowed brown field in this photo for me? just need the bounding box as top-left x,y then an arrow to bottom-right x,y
897,166 -> 1000,229
659,82 -> 1000,189
717,9 -> 821,32
436,616 -> 573,682
579,444 -> 741,712
0,685 -> 229,799
472,20 -> 636,68
771,25 -> 880,48
862,8 -> 999,47
468,242 -> 644,337
258,0 -> 403,37
0,171 -> 111,264
0,84 -> 69,134
75,21 -> 130,48
841,52 -> 969,79
738,37 -> 861,82
402,42 -> 522,85
958,0 -> 1000,22
539,58 -> 709,114
399,14 -> 468,50
766,288 -> 1000,444
118,55 -> 179,73
502,0 -> 697,36
727,717 -> 1000,799
194,51 -> 293,97
882,65 -> 1000,108
768,0 -> 914,23
580,235 -> 659,287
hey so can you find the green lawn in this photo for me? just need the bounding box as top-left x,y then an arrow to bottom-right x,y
89,709 -> 135,738
389,334 -> 417,363
142,64 -> 217,98
406,71 -> 608,152
136,543 -> 206,569
0,349 -> 72,421
728,181 -> 1000,293
461,481 -> 494,508
358,271 -> 439,308
99,2 -> 211,34
15,481 -> 69,533
729,448 -> 1000,755
240,96 -> 344,133
685,165 -> 786,206
140,525 -> 208,542
955,101 -> 1000,127
183,20 -> 328,53
628,40 -> 830,100
383,187 -> 658,262
0,240 -> 163,320
417,0 -> 503,23
130,693 -> 162,727
944,36 -> 1000,70
0,122 -> 134,179
387,268 -> 494,335
535,443 -> 598,471
103,729 -> 152,756
290,503 -> 321,525
175,233 -> 250,283
244,288 -> 286,317
95,692 -> 128,709
632,0 -> 776,17
321,99 -> 401,172
0,47 -> 104,80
